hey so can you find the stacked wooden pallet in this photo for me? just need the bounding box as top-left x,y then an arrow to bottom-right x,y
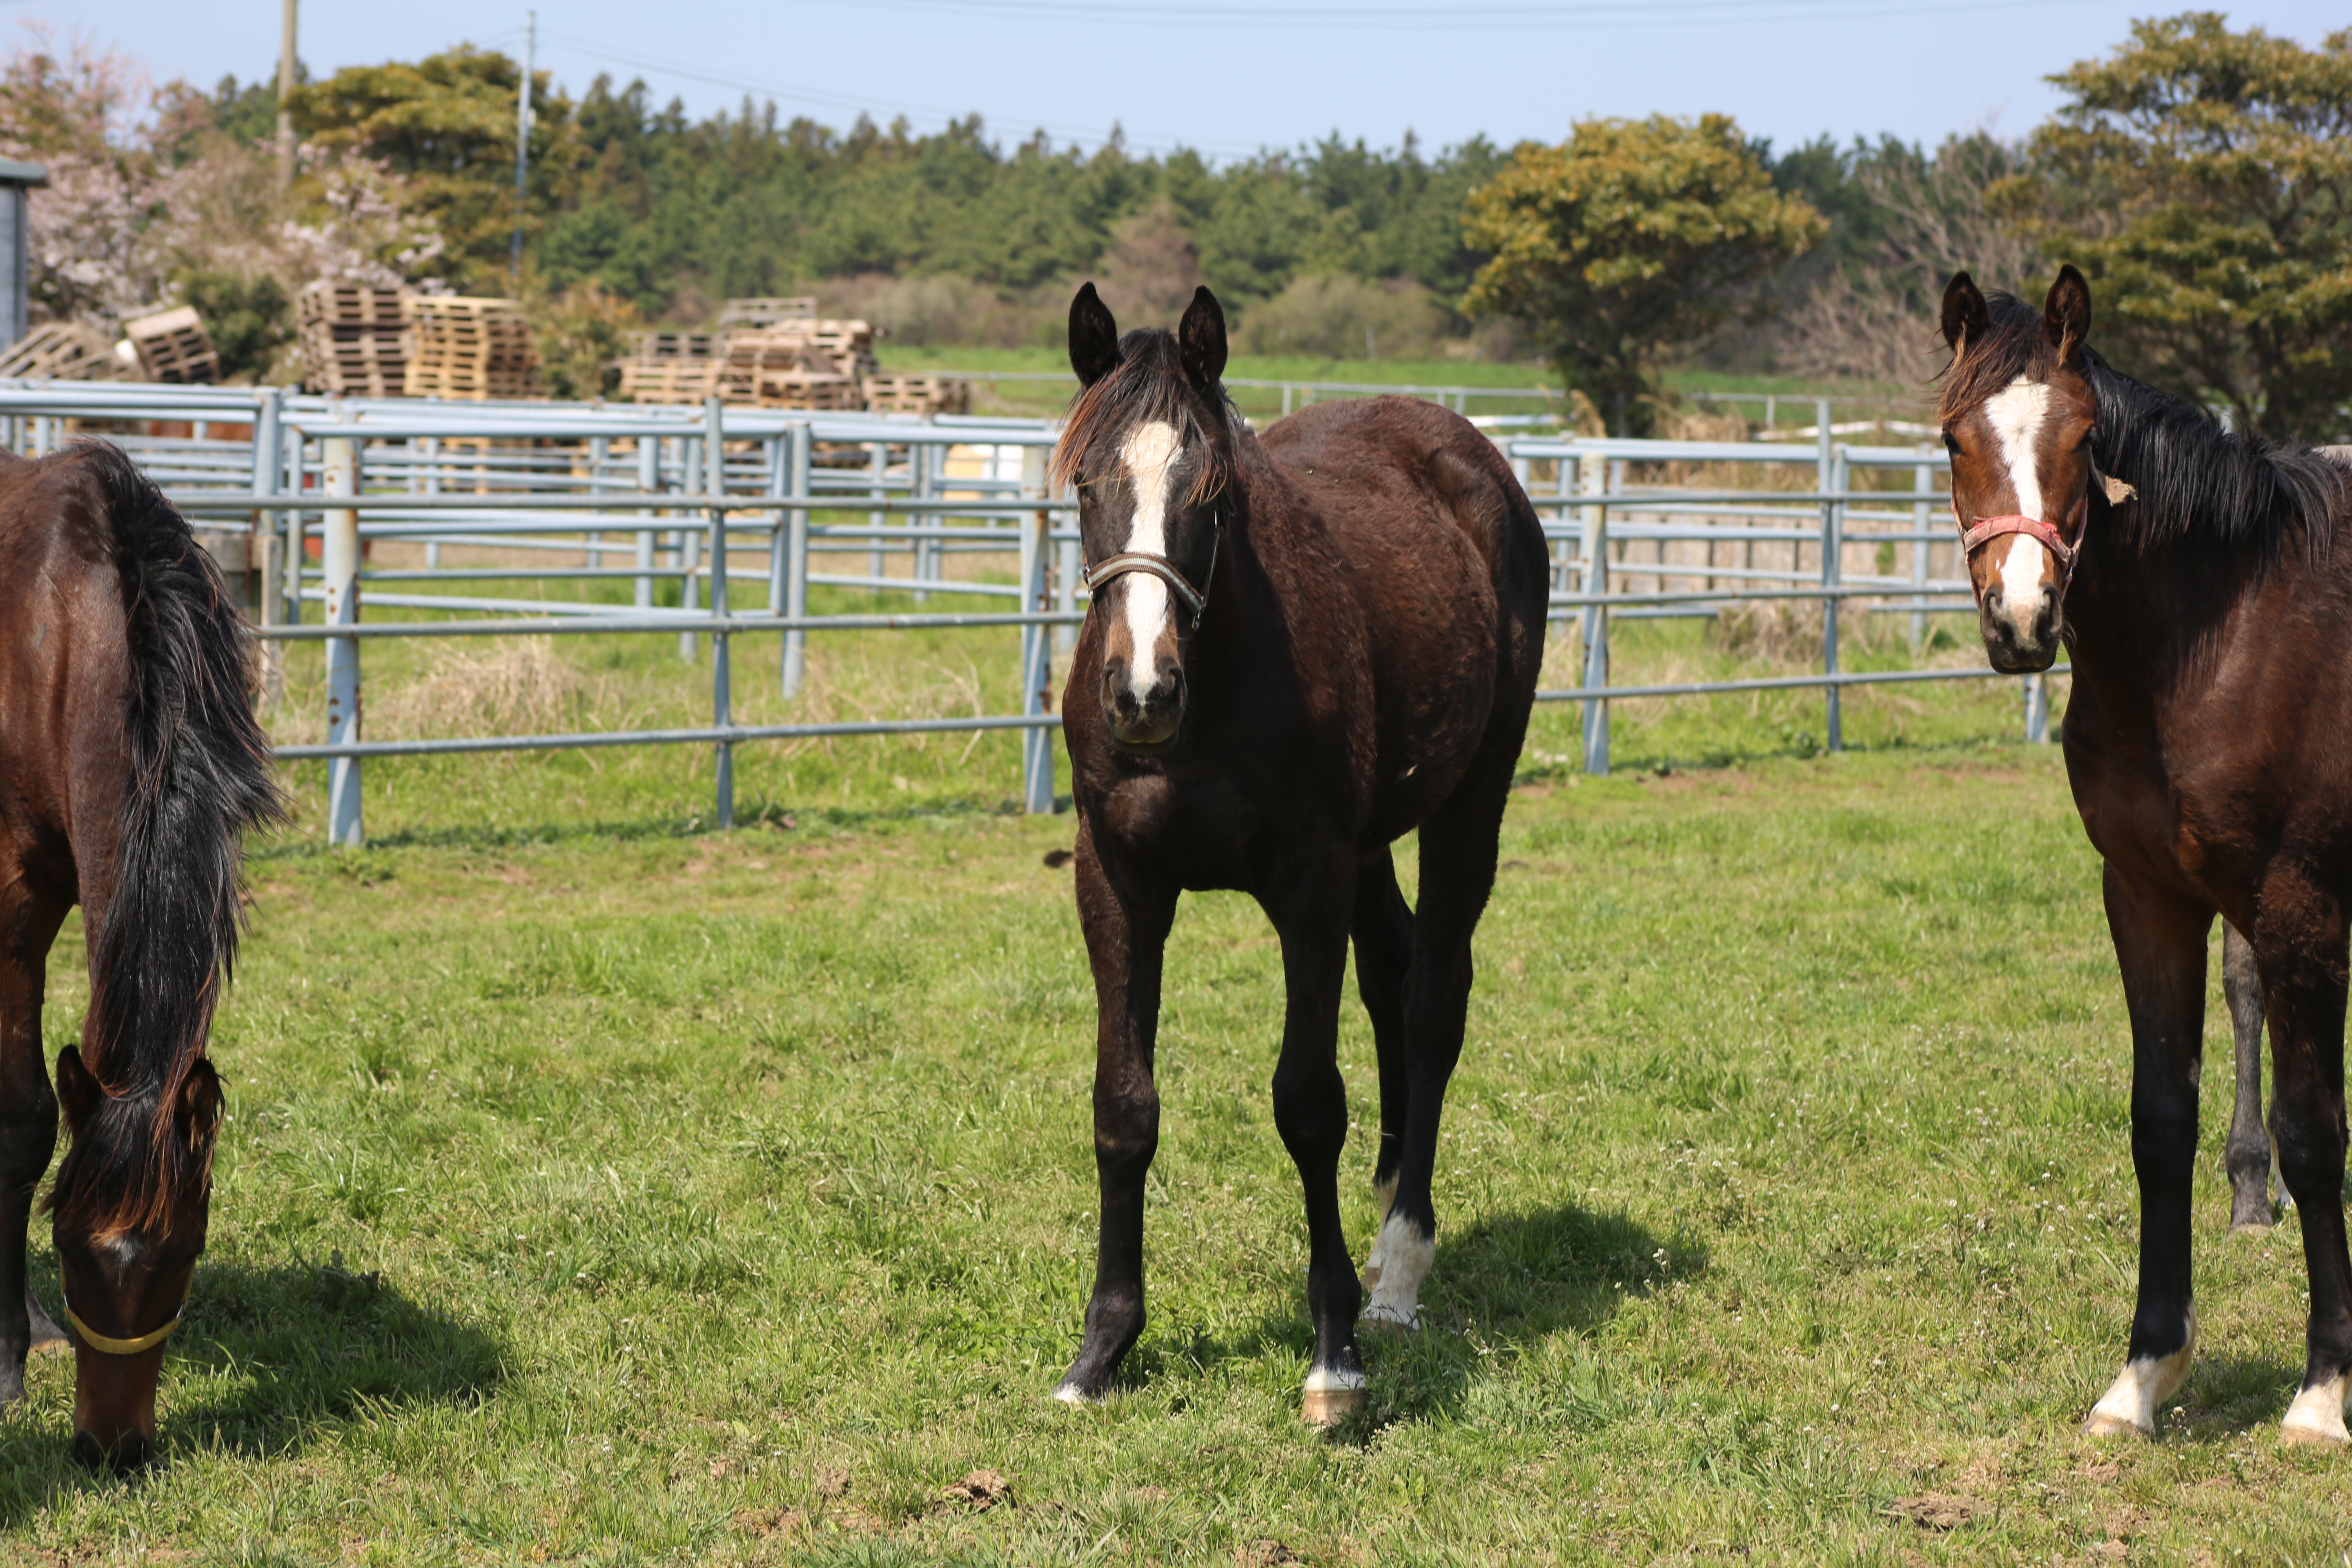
297,283 -> 410,397
802,319 -> 880,383
751,367 -> 862,411
123,306 -> 220,384
862,373 -> 971,416
617,359 -> 724,406
0,321 -> 120,381
632,330 -> 719,361
403,296 -> 540,401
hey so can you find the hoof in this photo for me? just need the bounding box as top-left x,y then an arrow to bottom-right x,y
24,1291 -> 64,1356
1301,1386 -> 1363,1426
1360,1303 -> 1418,1332
2281,1378 -> 2350,1447
1051,1381 -> 1104,1408
2227,1218 -> 2274,1236
2080,1410 -> 2154,1441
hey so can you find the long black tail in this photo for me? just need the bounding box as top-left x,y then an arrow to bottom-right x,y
60,443 -> 282,1225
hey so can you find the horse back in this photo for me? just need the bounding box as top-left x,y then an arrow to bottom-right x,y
1259,397 -> 1547,841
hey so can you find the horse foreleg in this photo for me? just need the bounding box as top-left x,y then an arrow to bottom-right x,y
0,875 -> 67,1406
1350,848 -> 1413,1280
2222,922 -> 2277,1232
1054,827 -> 1175,1406
2083,864 -> 2209,1440
2252,880 -> 2352,1447
1266,863 -> 1362,1425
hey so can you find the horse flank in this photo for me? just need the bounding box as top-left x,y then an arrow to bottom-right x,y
43,442 -> 282,1240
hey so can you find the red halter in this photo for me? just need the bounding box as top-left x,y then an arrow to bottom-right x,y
1960,513 -> 2078,588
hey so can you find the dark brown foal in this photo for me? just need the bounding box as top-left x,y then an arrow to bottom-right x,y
1049,284 -> 1546,1422
1939,267 -> 2352,1445
0,443 -> 277,1468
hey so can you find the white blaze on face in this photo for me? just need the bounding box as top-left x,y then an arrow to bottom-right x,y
1982,378 -> 2056,633
1116,421 -> 1183,699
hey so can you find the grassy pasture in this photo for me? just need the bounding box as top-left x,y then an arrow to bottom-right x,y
1,593 -> 2347,1564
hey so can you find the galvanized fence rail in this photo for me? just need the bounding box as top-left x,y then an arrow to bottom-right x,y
0,380 -> 2047,846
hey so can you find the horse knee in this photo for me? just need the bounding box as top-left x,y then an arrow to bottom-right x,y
0,1087 -> 56,1199
1271,1064 -> 1347,1161
1091,1083 -> 1159,1177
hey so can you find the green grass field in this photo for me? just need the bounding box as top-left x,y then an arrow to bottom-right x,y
1,601 -> 2346,1564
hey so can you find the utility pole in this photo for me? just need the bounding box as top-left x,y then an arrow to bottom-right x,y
276,0 -> 298,196
511,10 -> 535,285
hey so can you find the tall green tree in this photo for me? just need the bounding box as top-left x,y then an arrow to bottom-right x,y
1461,115 -> 1825,432
1995,13 -> 2352,441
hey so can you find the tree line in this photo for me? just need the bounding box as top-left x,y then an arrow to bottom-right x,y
6,11 -> 2348,440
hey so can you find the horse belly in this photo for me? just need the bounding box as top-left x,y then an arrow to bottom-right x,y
1359,563 -> 1499,845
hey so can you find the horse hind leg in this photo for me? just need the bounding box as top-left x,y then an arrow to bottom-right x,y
0,870 -> 68,1405
2221,922 -> 2277,1232
1351,849 -> 1413,1297
1362,762 -> 1511,1333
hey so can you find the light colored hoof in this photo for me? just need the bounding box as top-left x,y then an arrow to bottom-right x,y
1051,1382 -> 1102,1408
2227,1218 -> 2275,1236
2080,1410 -> 2154,1441
1360,1302 -> 1418,1332
2281,1378 -> 2350,1447
1301,1386 -> 1363,1426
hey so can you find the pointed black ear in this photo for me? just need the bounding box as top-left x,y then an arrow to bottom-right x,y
1069,283 -> 1121,388
2044,264 -> 2091,359
175,1059 -> 223,1149
55,1047 -> 98,1132
1940,271 -> 1990,354
1177,286 -> 1227,390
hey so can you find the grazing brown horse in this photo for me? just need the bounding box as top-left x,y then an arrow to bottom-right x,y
0,442 -> 279,1468
1049,284 -> 1546,1422
1938,266 -> 2352,1445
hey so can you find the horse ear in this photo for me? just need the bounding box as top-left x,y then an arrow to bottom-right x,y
55,1047 -> 98,1132
174,1059 -> 222,1148
1178,286 -> 1227,391
1940,271 -> 1990,354
1069,283 -> 1121,388
2044,264 -> 2092,359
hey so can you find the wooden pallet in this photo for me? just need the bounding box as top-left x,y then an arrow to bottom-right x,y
617,359 -> 724,405
751,368 -> 861,411
633,330 -> 719,361
863,373 -> 971,416
0,321 -> 121,381
296,282 -> 410,396
123,306 -> 220,384
403,296 -> 540,400
718,297 -> 817,329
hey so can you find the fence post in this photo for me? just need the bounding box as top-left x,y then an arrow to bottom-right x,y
765,432 -> 788,616
1020,444 -> 1056,813
1823,437 -> 1845,753
913,440 -> 934,605
1910,443 -> 1933,649
868,441 -> 886,582
1579,449 -> 1609,774
249,388 -> 286,708
281,421 -> 303,626
705,397 -> 733,829
782,421 -> 811,698
679,435 -> 702,663
2025,673 -> 2050,743
635,434 -> 659,609
322,434 -> 363,848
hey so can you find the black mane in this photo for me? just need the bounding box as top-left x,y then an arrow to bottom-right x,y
1049,328 -> 1240,500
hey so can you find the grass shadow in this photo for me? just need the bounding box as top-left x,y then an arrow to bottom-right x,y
0,1256 -> 500,1519
2179,1353 -> 2304,1436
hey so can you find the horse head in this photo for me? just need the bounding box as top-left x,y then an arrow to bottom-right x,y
1938,264 -> 2123,673
1057,282 -> 1237,749
48,1046 -> 220,1471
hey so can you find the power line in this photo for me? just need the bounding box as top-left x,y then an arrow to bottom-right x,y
777,0 -> 2124,25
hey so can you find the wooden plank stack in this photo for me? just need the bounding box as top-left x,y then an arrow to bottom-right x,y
122,306 -> 220,384
297,283 -> 410,397
862,373 -> 971,416
751,367 -> 862,411
0,321 -> 120,381
403,296 -> 540,401
617,359 -> 724,406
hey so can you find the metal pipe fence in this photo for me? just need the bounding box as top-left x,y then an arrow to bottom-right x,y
0,380 -> 2045,845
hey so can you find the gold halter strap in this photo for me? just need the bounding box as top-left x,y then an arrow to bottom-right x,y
62,1268 -> 191,1357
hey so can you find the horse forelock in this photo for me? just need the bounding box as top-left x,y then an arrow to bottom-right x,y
1937,292 -> 2057,428
1050,330 -> 1235,506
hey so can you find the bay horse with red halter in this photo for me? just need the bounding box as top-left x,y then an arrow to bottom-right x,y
1938,265 -> 2352,1445
0,441 -> 280,1468
1049,283 -> 1546,1422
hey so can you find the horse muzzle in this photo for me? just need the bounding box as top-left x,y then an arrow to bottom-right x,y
1100,657 -> 1185,749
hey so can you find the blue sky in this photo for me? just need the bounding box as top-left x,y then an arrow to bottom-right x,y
22,1 -> 2348,160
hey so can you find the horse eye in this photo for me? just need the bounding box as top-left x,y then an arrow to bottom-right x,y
1942,432 -> 1961,455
